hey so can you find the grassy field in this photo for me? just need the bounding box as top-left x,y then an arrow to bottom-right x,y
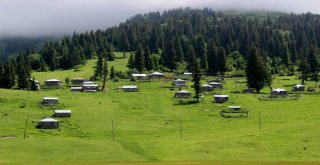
1,55 -> 320,164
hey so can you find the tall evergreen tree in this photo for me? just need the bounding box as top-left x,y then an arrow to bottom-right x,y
194,36 -> 208,70
17,61 -> 29,89
2,63 -> 15,89
127,53 -> 135,69
307,47 -> 319,85
94,52 -> 104,80
0,61 -> 4,88
246,47 -> 271,93
110,66 -> 115,79
298,48 -> 310,84
192,57 -> 202,102
134,45 -> 145,73
207,40 -> 218,75
119,31 -> 130,58
216,47 -> 227,79
101,58 -> 108,91
144,46 -> 153,71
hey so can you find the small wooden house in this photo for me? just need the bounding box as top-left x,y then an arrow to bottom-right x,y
38,118 -> 59,129
148,72 -> 164,79
172,79 -> 186,86
122,85 -> 139,92
270,88 -> 288,97
208,82 -> 223,89
29,78 -> 40,90
228,106 -> 241,111
175,90 -> 192,98
132,74 -> 147,80
44,79 -> 62,87
214,95 -> 229,103
82,81 -> 98,92
71,78 -> 87,85
293,84 -> 305,91
202,84 -> 213,92
42,97 -> 59,105
71,87 -> 82,92
54,110 -> 71,117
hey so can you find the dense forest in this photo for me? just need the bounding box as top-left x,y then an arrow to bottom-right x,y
1,8 -> 320,89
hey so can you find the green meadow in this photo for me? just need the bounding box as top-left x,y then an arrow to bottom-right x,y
1,55 -> 320,164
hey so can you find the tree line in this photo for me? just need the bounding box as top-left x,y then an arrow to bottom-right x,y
1,8 -> 320,91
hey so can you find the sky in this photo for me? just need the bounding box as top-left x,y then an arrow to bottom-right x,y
1,0 -> 320,37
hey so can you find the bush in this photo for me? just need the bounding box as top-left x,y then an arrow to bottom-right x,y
307,86 -> 316,92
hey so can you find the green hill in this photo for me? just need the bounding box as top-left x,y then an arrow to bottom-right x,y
0,59 -> 320,164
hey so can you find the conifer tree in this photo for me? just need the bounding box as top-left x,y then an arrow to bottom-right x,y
101,58 -> 108,91
207,40 -> 218,75
134,45 -> 145,73
144,46 -> 153,71
298,48 -> 310,84
307,47 -> 319,86
110,66 -> 115,79
30,77 -> 38,91
127,53 -> 135,69
17,61 -> 29,89
246,47 -> 271,93
94,52 -> 104,80
0,61 -> 4,88
192,57 -> 202,102
119,31 -> 130,58
194,36 -> 208,70
216,47 -> 227,79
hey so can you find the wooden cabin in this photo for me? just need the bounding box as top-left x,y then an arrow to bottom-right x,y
214,95 -> 229,103
208,82 -> 223,89
38,118 -> 59,129
42,97 -> 59,105
71,78 -> 87,85
54,110 -> 71,117
293,84 -> 305,91
202,84 -> 213,92
44,79 -> 62,87
121,85 -> 139,92
82,81 -> 98,92
175,90 -> 192,98
270,88 -> 288,97
148,72 -> 164,79
172,79 -> 186,87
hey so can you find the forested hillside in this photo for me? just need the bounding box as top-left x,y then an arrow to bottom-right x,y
1,8 -> 320,89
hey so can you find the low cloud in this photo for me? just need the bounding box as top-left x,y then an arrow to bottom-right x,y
0,0 -> 319,37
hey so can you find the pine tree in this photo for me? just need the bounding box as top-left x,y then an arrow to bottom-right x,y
144,46 -> 153,71
307,47 -> 319,85
207,40 -> 218,75
101,58 -> 108,91
216,47 -> 227,79
194,36 -> 208,70
192,57 -> 202,102
119,31 -> 130,58
65,77 -> 70,86
110,66 -> 115,79
17,61 -> 29,89
246,47 -> 271,93
298,48 -> 310,84
134,45 -> 145,73
127,53 -> 135,69
94,52 -> 104,80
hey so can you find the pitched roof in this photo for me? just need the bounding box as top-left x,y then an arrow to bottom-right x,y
176,90 -> 191,94
54,110 -> 71,113
45,79 -> 61,82
214,95 -> 229,97
40,118 -> 58,122
43,97 -> 58,100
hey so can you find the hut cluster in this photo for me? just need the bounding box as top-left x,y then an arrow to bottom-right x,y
39,97 -> 72,129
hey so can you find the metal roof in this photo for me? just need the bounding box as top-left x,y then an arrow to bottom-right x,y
40,118 -> 58,122
45,79 -> 60,81
150,72 -> 164,75
122,85 -> 138,88
54,110 -> 71,113
209,82 -> 221,85
272,88 -> 287,92
176,90 -> 191,94
228,106 -> 241,109
71,87 -> 82,89
132,74 -> 147,77
214,95 -> 229,97
43,97 -> 58,100
202,84 -> 212,87
174,79 -> 185,82
295,84 -> 305,88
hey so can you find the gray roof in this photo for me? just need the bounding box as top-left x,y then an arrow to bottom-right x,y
214,95 -> 229,97
43,97 -> 58,100
54,110 -> 71,114
176,90 -> 191,94
45,79 -> 61,82
40,118 -> 58,122
228,106 -> 241,109
122,85 -> 138,89
272,88 -> 287,92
